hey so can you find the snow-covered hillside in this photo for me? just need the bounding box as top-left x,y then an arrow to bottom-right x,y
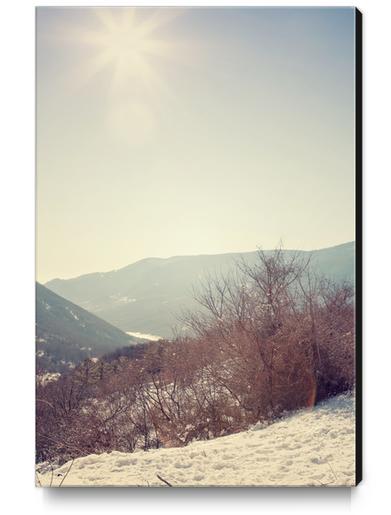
36,282 -> 137,373
37,393 -> 355,487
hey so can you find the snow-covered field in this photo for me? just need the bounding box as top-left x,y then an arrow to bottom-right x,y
37,393 -> 355,487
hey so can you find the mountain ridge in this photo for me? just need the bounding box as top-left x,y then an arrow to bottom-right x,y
46,241 -> 353,284
36,282 -> 138,373
45,242 -> 355,338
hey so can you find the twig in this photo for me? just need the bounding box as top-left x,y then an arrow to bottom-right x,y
49,465 -> 54,487
325,458 -> 338,483
315,456 -> 339,486
36,398 -> 55,409
59,458 -> 75,487
315,479 -> 334,487
157,474 -> 173,487
35,471 -> 42,487
37,431 -> 86,456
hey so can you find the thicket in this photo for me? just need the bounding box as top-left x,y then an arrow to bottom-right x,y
36,248 -> 355,463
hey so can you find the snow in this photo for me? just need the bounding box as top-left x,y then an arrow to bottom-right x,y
37,372 -> 61,384
69,309 -> 79,320
37,392 -> 355,487
109,294 -> 137,304
126,331 -> 162,341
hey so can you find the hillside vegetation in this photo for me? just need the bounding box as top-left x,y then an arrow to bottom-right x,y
37,248 -> 355,463
37,392 -> 355,487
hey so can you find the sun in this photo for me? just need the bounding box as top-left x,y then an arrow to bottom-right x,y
77,9 -> 177,94
58,8 -> 182,145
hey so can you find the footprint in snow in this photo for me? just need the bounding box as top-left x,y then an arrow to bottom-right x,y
174,461 -> 192,469
310,456 -> 327,464
116,457 -> 137,466
310,473 -> 326,480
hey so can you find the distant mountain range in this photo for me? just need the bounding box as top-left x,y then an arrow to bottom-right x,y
36,283 -> 138,373
45,242 -> 355,338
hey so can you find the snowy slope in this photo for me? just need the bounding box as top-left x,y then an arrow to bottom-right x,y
37,393 -> 355,487
36,283 -> 138,373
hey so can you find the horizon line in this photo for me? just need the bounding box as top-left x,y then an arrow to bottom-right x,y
41,239 -> 355,285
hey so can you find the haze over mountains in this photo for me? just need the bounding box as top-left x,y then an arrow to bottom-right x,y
36,283 -> 137,373
45,242 -> 355,338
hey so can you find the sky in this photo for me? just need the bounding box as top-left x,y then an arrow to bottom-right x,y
36,7 -> 356,283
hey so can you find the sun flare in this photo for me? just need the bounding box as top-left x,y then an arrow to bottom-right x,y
76,9 -> 177,93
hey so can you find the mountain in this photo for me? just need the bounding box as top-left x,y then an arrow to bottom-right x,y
45,242 -> 355,338
36,283 -> 138,373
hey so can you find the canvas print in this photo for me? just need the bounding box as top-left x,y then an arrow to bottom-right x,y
36,6 -> 361,487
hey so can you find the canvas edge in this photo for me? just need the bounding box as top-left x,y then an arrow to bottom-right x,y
354,6 -> 363,488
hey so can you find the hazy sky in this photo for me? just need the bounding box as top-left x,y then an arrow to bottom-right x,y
37,7 -> 356,283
